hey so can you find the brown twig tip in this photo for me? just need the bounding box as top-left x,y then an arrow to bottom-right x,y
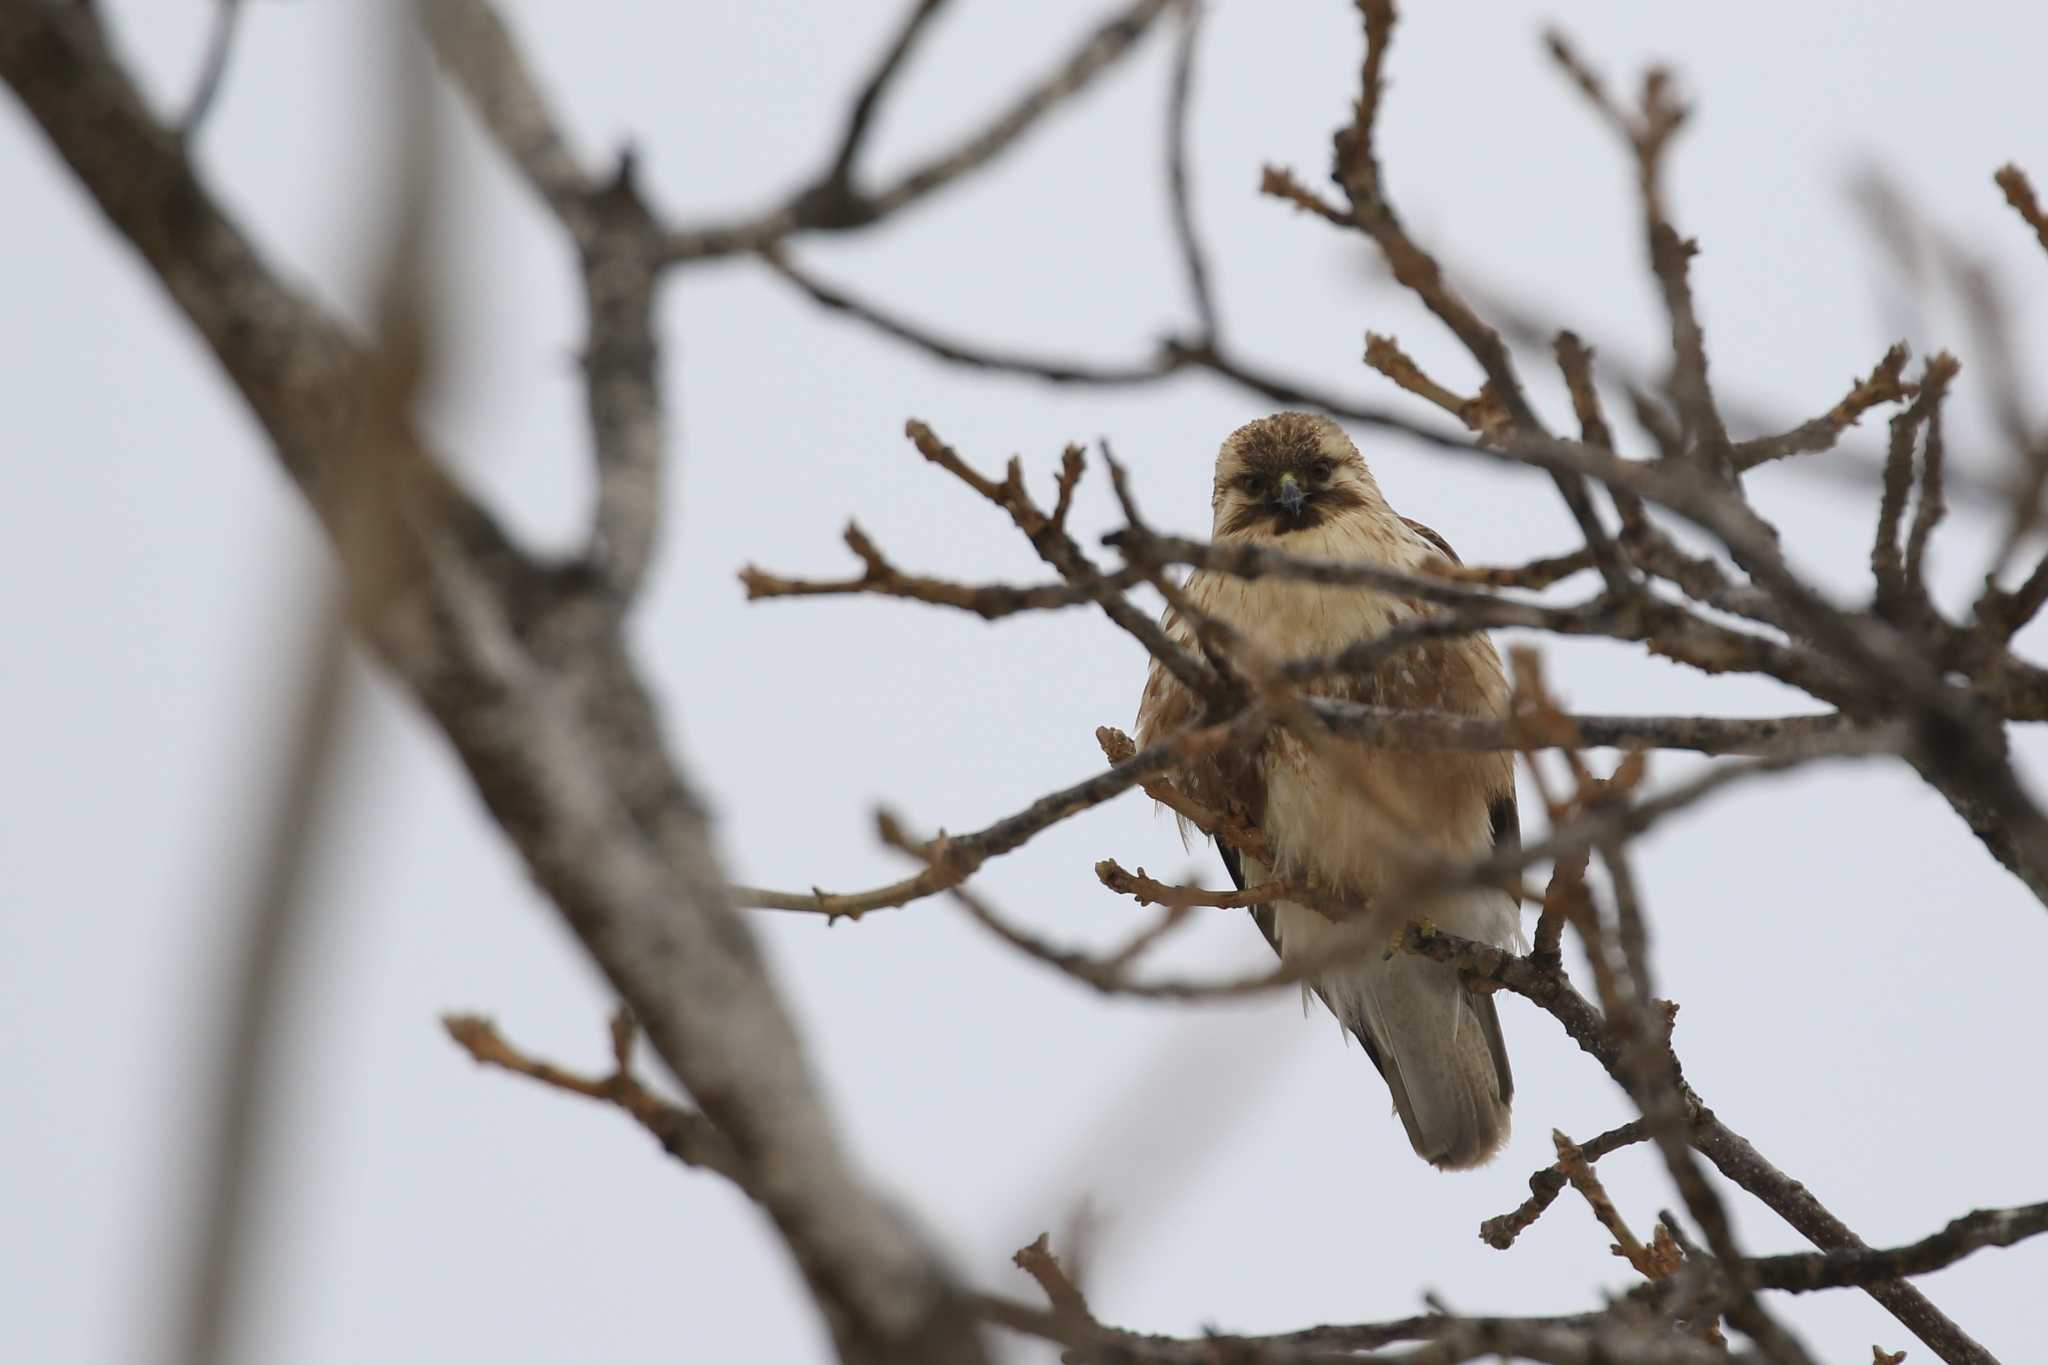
1873,1349 -> 1907,1365
903,418 -> 1003,500
1553,330 -> 1617,452
1099,440 -> 1147,530
1480,1117 -> 1652,1250
1553,1128 -> 1677,1283
1833,343 -> 1920,423
1013,1233 -> 1094,1324
841,520 -> 887,570
1094,725 -> 1139,765
1258,163 -> 1352,225
1994,163 -> 2048,254
1051,443 -> 1087,531
439,1009 -> 748,1183
442,1012 -> 509,1066
1095,857 -> 1291,910
1363,333 -> 1511,441
1733,340 -> 1923,470
1874,352 -> 1963,617
608,1007 -> 637,1071
1541,29 -> 1623,129
1504,646 -> 1586,752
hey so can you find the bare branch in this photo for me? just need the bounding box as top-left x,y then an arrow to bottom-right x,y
1872,354 -> 1962,621
1011,1233 -> 1096,1328
1094,858 -> 1294,910
1553,1128 -> 1683,1283
420,0 -> 594,224
1432,547 -> 1596,590
1312,700 -> 1888,759
1163,0 -> 1217,340
905,422 -> 1231,708
0,9 -> 987,1358
1259,161 -> 1358,225
175,602 -> 352,1365
1363,331 -> 1512,441
1732,343 -> 1918,470
443,1012 -> 747,1183
661,0 -> 1175,262
977,1293 -> 1754,1365
824,0 -> 954,193
1749,1201 -> 2048,1293
741,522 -> 1150,619
1405,923 -> 2001,1364
1480,1118 -> 1651,1251
1095,724 -> 1270,856
759,248 -> 1174,385
1545,33 -> 1730,471
1334,3 -> 1538,431
1993,162 -> 2048,256
179,0 -> 246,140
423,0 -> 666,597
735,710 -> 1265,919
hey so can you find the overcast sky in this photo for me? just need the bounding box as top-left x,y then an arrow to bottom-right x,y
6,1 -> 2048,1362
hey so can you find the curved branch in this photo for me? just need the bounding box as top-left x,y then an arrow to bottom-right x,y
660,0 -> 1175,262
0,8 -> 985,1361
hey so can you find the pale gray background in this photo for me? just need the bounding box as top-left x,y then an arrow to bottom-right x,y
5,2 -> 2046,1362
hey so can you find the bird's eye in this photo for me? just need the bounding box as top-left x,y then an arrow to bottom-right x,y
1310,458 -> 1336,481
1239,474 -> 1266,496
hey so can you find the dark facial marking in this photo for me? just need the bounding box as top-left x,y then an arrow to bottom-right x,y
1217,480 -> 1371,537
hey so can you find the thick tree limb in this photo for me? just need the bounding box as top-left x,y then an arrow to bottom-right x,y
423,0 -> 664,597
0,7 -> 986,1361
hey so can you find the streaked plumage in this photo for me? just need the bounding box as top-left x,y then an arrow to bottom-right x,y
1135,412 -> 1522,1169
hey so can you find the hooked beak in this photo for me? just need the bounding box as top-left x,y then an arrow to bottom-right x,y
1275,472 -> 1306,518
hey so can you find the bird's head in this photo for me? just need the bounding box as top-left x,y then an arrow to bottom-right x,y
1211,411 -> 1386,539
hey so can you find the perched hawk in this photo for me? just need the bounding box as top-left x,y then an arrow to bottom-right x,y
1135,412 -> 1522,1169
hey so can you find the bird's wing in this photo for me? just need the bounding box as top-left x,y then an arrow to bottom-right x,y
1401,516 -> 1462,565
1136,581 -> 1306,1042
1411,516 -> 1519,1110
1216,840 -> 1281,958
1471,787 -> 1519,1106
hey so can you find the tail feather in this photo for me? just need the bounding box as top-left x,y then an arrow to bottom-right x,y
1349,953 -> 1512,1168
1273,892 -> 1517,1169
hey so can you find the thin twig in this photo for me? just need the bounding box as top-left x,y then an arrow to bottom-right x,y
1480,1118 -> 1651,1250
741,523 -> 1151,619
660,0 -> 1176,261
1993,163 -> 2048,256
443,1012 -> 747,1182
1163,0 -> 1218,341
1748,1201 -> 2048,1293
1732,343 -> 1918,470
174,600 -> 351,1365
823,0 -> 954,192
179,0 -> 246,140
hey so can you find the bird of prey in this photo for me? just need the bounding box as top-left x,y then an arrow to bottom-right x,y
1135,411 -> 1521,1169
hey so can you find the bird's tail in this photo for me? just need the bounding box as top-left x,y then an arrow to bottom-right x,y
1276,894 -> 1516,1169
1349,950 -> 1513,1169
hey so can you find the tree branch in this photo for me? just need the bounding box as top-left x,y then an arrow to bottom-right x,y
1748,1201 -> 2048,1293
0,8 -> 986,1359
660,0 -> 1175,262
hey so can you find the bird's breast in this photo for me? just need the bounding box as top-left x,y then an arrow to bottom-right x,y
1183,520 -> 1504,898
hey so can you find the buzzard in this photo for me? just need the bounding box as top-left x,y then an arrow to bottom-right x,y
1135,412 -> 1521,1168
